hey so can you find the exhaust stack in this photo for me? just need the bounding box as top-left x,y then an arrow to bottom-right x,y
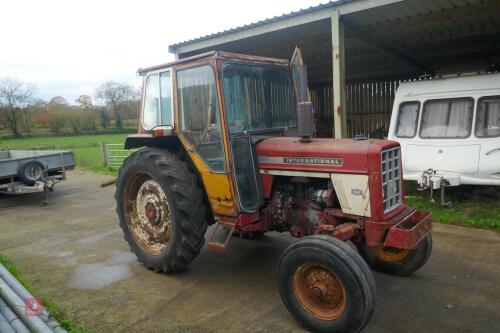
296,65 -> 313,142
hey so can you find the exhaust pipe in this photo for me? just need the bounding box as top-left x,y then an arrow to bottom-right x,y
296,64 -> 313,142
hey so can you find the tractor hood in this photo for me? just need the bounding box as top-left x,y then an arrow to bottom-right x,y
256,137 -> 398,174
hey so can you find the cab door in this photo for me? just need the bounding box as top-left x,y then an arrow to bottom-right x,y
221,63 -> 264,213
174,63 -> 238,216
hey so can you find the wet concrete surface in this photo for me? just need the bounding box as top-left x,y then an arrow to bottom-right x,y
1,171 -> 499,332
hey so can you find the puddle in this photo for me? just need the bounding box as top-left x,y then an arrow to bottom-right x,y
75,229 -> 120,245
68,263 -> 132,290
107,251 -> 137,265
57,251 -> 74,257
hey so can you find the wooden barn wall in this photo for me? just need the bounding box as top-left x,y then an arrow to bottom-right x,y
310,80 -> 401,138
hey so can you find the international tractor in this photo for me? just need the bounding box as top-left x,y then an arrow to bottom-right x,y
116,50 -> 432,333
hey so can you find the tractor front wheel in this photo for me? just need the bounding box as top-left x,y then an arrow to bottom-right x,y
116,148 -> 208,273
278,235 -> 376,333
356,235 -> 432,276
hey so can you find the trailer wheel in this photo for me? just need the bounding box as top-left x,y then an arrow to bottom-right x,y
356,235 -> 432,276
278,235 -> 376,333
17,160 -> 45,186
115,148 -> 208,273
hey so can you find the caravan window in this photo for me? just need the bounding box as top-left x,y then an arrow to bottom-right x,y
420,98 -> 473,139
476,96 -> 500,138
395,102 -> 420,138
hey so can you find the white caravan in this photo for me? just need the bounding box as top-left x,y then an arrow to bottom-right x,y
388,73 -> 500,191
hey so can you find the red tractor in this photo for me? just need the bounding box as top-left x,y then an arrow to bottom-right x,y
116,50 -> 432,333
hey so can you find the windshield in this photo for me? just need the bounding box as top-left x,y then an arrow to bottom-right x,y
222,62 -> 296,134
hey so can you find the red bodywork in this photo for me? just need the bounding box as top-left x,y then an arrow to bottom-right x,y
216,136 -> 431,250
256,137 -> 404,221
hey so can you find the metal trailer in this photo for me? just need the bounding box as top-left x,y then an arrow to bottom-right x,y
0,150 -> 75,203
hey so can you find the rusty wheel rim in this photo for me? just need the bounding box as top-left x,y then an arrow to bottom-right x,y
292,263 -> 347,321
375,247 -> 411,262
124,173 -> 173,255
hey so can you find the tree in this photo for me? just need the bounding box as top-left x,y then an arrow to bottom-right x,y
75,95 -> 93,110
0,77 -> 35,137
47,112 -> 65,135
18,99 -> 45,134
96,82 -> 138,130
99,110 -> 110,129
32,106 -> 50,128
79,110 -> 98,131
47,96 -> 69,112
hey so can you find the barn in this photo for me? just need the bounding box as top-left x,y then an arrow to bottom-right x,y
168,0 -> 500,138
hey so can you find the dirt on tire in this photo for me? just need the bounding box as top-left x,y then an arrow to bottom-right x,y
115,147 -> 209,272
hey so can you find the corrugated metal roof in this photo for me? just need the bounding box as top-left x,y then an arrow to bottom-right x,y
169,0 -> 355,49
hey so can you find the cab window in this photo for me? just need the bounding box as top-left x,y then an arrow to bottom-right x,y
177,65 -> 225,172
395,101 -> 419,138
143,71 -> 173,129
143,74 -> 160,129
160,72 -> 173,126
420,98 -> 473,139
476,96 -> 500,138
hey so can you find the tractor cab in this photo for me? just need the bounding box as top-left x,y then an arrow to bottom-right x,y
119,50 -> 433,333
129,51 -> 311,217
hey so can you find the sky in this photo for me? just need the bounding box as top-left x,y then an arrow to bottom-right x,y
0,0 -> 330,104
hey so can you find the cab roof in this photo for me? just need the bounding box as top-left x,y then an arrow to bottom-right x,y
137,51 -> 290,76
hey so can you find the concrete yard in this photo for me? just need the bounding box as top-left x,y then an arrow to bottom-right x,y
0,171 -> 499,333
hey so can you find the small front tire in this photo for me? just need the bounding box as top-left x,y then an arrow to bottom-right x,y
278,235 -> 376,333
356,235 -> 432,276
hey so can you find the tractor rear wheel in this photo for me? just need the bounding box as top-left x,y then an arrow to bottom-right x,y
356,235 -> 432,276
116,148 -> 208,273
278,235 -> 376,333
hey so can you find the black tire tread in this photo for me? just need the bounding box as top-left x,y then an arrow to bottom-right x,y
115,147 -> 208,273
357,235 -> 433,276
278,235 -> 376,333
17,160 -> 45,186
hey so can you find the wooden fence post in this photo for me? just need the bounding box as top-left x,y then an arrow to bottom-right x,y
101,143 -> 107,167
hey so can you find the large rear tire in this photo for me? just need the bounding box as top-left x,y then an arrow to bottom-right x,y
278,235 -> 376,333
115,148 -> 208,272
356,235 -> 432,276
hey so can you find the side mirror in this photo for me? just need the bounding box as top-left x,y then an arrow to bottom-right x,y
296,64 -> 313,141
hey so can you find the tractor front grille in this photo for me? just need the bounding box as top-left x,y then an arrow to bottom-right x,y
381,147 -> 402,214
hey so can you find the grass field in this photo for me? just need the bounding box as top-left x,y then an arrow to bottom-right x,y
0,133 -> 128,175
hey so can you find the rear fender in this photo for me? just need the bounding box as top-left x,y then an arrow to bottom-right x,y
125,133 -> 215,225
124,134 -> 181,151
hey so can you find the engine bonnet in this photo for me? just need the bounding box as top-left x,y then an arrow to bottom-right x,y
256,137 -> 398,174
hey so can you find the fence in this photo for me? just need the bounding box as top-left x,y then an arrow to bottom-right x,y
310,79 -> 402,138
101,143 -> 137,168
